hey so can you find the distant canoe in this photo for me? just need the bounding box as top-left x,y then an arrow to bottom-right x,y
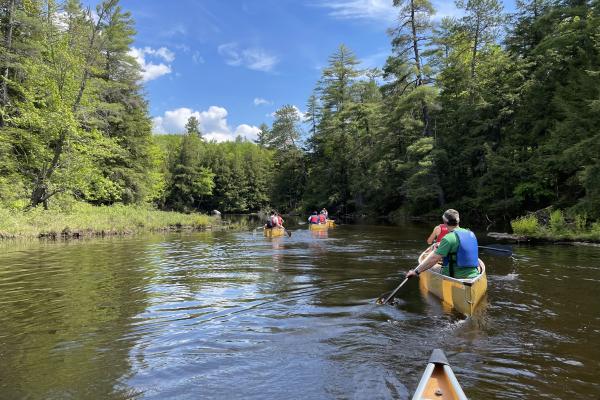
309,223 -> 328,231
264,227 -> 285,237
326,219 -> 335,228
412,349 -> 468,400
418,246 -> 487,316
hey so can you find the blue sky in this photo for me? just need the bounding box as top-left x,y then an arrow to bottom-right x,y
112,0 -> 516,141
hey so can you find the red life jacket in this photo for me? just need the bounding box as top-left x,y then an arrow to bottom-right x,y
278,216 -> 283,225
318,214 -> 326,223
437,224 -> 449,243
309,215 -> 319,224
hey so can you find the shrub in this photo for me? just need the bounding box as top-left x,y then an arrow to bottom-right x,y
549,209 -> 566,233
511,214 -> 539,235
574,214 -> 587,232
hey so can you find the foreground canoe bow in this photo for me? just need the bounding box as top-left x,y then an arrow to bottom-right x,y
418,246 -> 487,316
412,349 -> 468,400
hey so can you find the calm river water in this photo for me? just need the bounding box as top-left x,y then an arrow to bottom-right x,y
1,222 -> 599,399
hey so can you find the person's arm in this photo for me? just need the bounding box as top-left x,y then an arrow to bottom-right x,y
427,226 -> 440,245
406,252 -> 443,278
407,236 -> 450,277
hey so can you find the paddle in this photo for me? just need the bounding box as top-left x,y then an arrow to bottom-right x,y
478,244 -> 512,256
283,227 -> 292,237
376,276 -> 411,305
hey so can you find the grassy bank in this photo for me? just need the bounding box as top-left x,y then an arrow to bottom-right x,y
511,210 -> 600,242
0,203 -> 224,240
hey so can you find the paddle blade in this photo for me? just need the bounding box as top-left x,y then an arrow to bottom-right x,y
376,277 -> 410,305
376,291 -> 392,305
479,245 -> 513,256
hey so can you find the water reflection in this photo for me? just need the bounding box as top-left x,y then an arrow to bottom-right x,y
0,226 -> 599,399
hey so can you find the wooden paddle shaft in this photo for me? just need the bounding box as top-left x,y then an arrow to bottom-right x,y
382,277 -> 409,304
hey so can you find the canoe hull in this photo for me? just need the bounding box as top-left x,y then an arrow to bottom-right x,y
309,223 -> 328,231
418,247 -> 487,316
326,219 -> 335,228
412,349 -> 468,400
264,227 -> 285,237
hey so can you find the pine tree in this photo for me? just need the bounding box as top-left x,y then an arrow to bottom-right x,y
185,116 -> 201,137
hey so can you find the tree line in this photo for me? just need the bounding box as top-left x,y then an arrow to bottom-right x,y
1,0 -> 599,224
261,0 -> 600,223
0,0 -> 274,214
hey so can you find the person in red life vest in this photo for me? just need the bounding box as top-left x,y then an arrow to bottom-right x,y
277,213 -> 284,228
427,220 -> 450,247
265,211 -> 280,229
407,209 -> 480,279
318,211 -> 327,224
308,211 -> 319,224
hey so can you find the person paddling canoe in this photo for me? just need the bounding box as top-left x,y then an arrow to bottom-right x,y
426,220 -> 449,246
407,209 -> 480,279
308,211 -> 319,224
265,211 -> 280,229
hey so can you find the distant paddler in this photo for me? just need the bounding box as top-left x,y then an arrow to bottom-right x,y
265,211 -> 281,229
318,210 -> 327,224
407,209 -> 480,279
308,211 -> 320,224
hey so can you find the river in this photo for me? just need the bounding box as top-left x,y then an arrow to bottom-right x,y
0,222 -> 599,399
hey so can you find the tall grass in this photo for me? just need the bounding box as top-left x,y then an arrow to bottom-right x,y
511,214 -> 539,236
511,209 -> 600,241
0,203 -> 219,240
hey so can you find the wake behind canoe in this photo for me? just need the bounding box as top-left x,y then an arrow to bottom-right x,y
412,349 -> 468,400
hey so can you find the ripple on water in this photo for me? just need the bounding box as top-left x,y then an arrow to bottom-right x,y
1,228 -> 600,399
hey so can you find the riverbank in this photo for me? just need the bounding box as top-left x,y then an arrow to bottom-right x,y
507,211 -> 600,243
0,204 -> 228,240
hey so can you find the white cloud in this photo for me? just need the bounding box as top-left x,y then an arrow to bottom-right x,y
316,0 -> 396,22
433,1 -> 462,20
192,51 -> 205,64
128,46 -> 175,82
360,50 -> 389,69
253,97 -> 272,106
218,43 -> 279,72
316,0 -> 462,22
234,124 -> 261,141
152,106 -> 261,142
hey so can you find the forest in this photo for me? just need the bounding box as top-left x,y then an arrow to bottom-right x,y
1,0 -> 599,228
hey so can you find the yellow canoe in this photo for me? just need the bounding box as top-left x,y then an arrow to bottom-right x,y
412,349 -> 468,400
264,227 -> 285,237
417,246 -> 487,316
309,223 -> 328,231
326,219 -> 335,228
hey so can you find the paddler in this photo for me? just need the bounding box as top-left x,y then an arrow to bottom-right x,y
308,211 -> 319,224
426,218 -> 450,246
407,209 -> 480,279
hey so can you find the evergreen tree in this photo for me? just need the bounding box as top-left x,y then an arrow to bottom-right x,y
165,133 -> 214,212
185,115 -> 201,137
